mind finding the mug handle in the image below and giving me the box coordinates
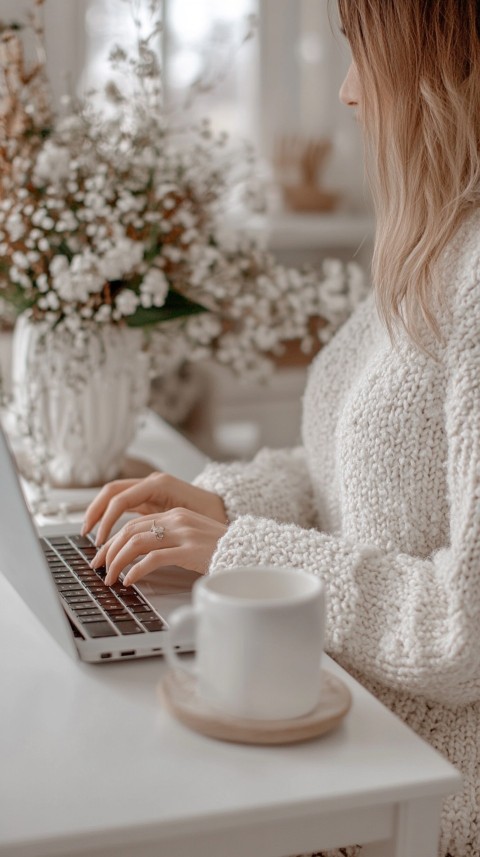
[164,605,199,678]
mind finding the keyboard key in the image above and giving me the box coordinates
[74,607,103,617]
[114,620,144,635]
[99,602,125,613]
[111,582,128,593]
[133,611,159,622]
[105,609,130,620]
[122,597,143,609]
[66,604,93,613]
[58,584,85,593]
[141,619,166,632]
[64,595,91,605]
[129,605,152,614]
[69,535,95,548]
[84,621,117,638]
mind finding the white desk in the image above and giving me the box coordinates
[0,413,461,857]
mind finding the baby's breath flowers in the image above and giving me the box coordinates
[0,1,368,383]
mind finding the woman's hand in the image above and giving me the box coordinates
[91,508,228,586]
[82,471,227,545]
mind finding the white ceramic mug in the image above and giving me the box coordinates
[164,566,326,721]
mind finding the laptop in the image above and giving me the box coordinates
[0,424,199,663]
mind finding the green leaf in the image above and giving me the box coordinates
[0,279,35,315]
[125,288,209,328]
[56,242,74,262]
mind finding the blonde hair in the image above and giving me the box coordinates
[337,0,480,347]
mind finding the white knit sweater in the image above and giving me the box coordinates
[193,209,480,857]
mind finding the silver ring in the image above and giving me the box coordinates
[150,520,165,541]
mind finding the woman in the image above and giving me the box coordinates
[83,2,480,854]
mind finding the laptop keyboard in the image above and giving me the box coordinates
[40,535,167,639]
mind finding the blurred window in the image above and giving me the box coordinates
[81,0,257,142]
[42,0,363,208]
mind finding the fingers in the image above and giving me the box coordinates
[123,549,182,587]
[82,472,172,544]
[91,513,160,570]
[90,533,116,567]
[82,479,141,538]
[87,481,159,546]
[90,508,228,588]
[82,473,228,549]
[93,484,153,546]
[103,519,170,585]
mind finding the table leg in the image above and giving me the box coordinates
[361,796,443,857]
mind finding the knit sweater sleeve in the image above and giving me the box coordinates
[206,268,480,709]
[193,446,317,528]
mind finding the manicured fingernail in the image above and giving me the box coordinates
[80,523,87,536]
[123,574,131,587]
[90,555,99,568]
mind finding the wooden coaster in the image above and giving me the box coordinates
[160,669,352,745]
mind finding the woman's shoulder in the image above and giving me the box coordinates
[330,290,380,345]
[436,207,480,336]
[306,290,381,388]
[442,206,480,297]
[433,207,480,365]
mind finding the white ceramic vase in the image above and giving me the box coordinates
[11,314,150,487]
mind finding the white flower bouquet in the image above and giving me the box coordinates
[0,0,367,383]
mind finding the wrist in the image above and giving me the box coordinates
[203,489,229,524]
